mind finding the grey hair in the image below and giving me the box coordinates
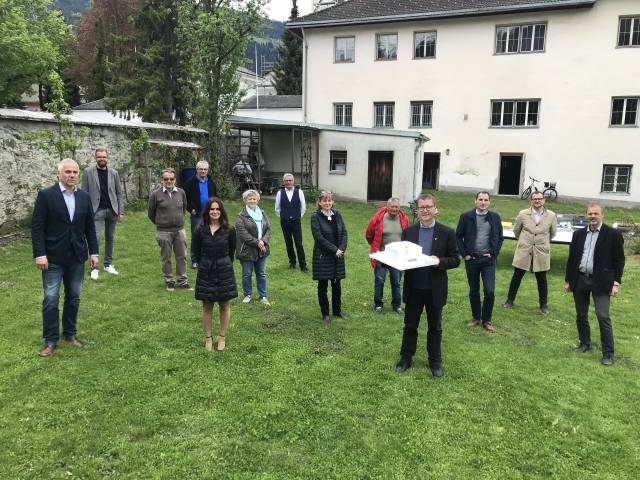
[161,168,176,176]
[242,189,261,202]
[387,197,401,205]
[57,159,78,172]
[95,147,108,155]
[282,173,294,181]
[587,202,605,214]
[415,193,437,207]
[196,160,209,169]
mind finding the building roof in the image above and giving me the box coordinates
[238,95,302,109]
[73,99,107,111]
[0,108,206,134]
[288,0,596,27]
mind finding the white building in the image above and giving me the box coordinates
[289,0,640,206]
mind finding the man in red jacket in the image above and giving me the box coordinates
[365,197,410,314]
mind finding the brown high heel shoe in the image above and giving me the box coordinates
[205,335,213,352]
[216,335,226,352]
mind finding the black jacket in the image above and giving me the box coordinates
[184,175,217,215]
[193,226,238,302]
[31,184,98,265]
[402,222,460,308]
[565,223,625,294]
[310,209,348,281]
[455,209,504,258]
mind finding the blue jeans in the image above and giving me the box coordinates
[41,262,85,345]
[94,208,118,266]
[464,256,496,323]
[374,263,402,309]
[241,256,268,298]
[190,215,200,264]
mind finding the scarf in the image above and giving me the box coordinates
[246,205,263,239]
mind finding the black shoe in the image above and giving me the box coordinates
[179,283,190,289]
[334,312,347,319]
[289,263,296,270]
[395,359,411,373]
[601,355,614,366]
[166,281,175,291]
[540,305,550,315]
[573,344,591,353]
[431,367,445,378]
[322,315,331,325]
[301,266,308,273]
[502,300,513,308]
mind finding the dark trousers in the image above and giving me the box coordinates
[42,262,84,346]
[507,267,548,307]
[464,256,496,323]
[400,288,442,368]
[189,215,200,264]
[280,218,306,268]
[374,263,402,309]
[573,274,614,356]
[317,279,341,316]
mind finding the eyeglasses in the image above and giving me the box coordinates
[418,205,435,211]
[162,177,175,181]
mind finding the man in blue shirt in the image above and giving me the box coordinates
[184,160,217,268]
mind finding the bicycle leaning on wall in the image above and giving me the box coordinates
[521,176,558,201]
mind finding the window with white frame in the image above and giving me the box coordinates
[601,165,632,193]
[410,101,433,127]
[414,31,436,58]
[374,102,394,128]
[618,16,640,47]
[495,23,546,54]
[491,99,540,127]
[610,97,639,126]
[334,103,353,126]
[335,36,355,62]
[376,33,397,60]
[330,150,347,173]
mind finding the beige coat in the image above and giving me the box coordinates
[512,208,557,272]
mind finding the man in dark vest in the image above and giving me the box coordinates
[275,173,307,273]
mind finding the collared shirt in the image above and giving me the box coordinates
[163,185,179,198]
[532,207,545,224]
[59,182,77,221]
[274,187,307,218]
[579,224,601,275]
[418,221,436,255]
[197,177,209,211]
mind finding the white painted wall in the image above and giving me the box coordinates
[303,0,640,205]
[235,108,303,122]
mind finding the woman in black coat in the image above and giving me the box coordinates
[193,197,237,351]
[310,191,348,325]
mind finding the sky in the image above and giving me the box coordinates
[267,0,315,21]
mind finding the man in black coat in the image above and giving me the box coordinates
[396,194,460,377]
[565,202,625,366]
[183,160,217,268]
[31,159,99,357]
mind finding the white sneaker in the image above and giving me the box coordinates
[242,295,251,303]
[104,265,119,275]
[260,297,271,306]
[90,269,99,280]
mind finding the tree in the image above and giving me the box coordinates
[177,0,265,163]
[0,0,69,105]
[271,0,302,95]
[106,0,190,125]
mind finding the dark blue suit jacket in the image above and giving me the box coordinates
[31,184,99,265]
[455,209,504,258]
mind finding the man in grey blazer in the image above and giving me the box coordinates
[81,148,124,279]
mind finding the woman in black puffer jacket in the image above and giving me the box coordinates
[310,191,348,325]
[193,197,237,352]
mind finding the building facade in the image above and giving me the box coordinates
[290,0,640,205]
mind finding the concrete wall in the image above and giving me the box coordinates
[303,0,640,205]
[261,130,317,185]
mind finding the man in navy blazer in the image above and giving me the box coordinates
[396,194,460,377]
[32,159,99,357]
[565,202,625,366]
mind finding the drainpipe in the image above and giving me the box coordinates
[302,27,308,123]
[413,137,424,200]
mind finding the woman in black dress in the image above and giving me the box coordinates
[193,197,237,351]
[310,191,348,325]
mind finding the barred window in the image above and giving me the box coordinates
[374,102,394,128]
[334,103,353,126]
[410,101,433,127]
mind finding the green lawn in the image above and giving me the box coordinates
[1,192,639,479]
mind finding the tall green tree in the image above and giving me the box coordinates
[106,0,190,124]
[0,0,69,105]
[177,0,264,164]
[271,0,302,95]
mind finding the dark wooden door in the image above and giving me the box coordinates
[367,151,393,201]
[423,152,440,190]
[498,154,522,195]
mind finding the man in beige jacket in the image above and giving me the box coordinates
[503,191,557,314]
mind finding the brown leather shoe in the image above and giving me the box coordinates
[467,319,481,327]
[39,344,55,357]
[483,323,496,333]
[65,336,84,348]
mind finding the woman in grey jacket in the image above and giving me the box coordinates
[235,189,272,305]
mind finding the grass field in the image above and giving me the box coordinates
[1,191,639,479]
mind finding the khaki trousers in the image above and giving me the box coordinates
[156,229,188,285]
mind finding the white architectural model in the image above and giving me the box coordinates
[384,241,423,263]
